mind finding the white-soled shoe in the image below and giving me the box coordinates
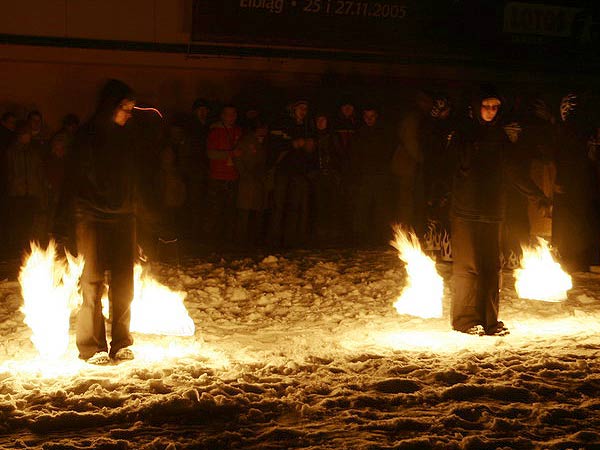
[86,351,110,365]
[112,348,134,361]
[464,325,485,336]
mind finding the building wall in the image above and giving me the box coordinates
[0,1,591,130]
[0,0,190,43]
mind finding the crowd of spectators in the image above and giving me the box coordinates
[1,83,599,272]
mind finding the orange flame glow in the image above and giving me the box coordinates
[19,241,84,358]
[19,242,195,358]
[390,226,444,319]
[514,237,572,302]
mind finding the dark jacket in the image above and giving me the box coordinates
[314,129,341,175]
[234,132,268,210]
[349,124,393,177]
[6,141,47,202]
[333,115,357,163]
[68,80,137,216]
[450,100,545,223]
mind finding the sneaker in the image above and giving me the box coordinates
[112,348,134,361]
[463,325,485,336]
[486,322,510,336]
[86,351,110,365]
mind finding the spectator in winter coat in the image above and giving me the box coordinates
[156,144,187,240]
[421,95,455,259]
[204,105,242,245]
[0,111,17,255]
[552,92,597,272]
[333,99,358,165]
[266,99,315,248]
[27,110,50,151]
[270,99,314,151]
[0,111,16,151]
[333,100,357,238]
[267,132,314,248]
[392,91,433,236]
[45,132,69,239]
[350,105,395,245]
[311,112,343,245]
[449,86,551,336]
[234,119,269,246]
[183,98,211,243]
[5,120,47,254]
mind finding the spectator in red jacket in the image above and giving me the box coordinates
[204,104,242,245]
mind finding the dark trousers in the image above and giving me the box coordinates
[451,216,502,332]
[553,193,592,272]
[395,167,425,237]
[268,173,309,248]
[204,179,237,244]
[313,173,342,244]
[75,211,135,359]
[236,209,263,246]
[352,174,393,245]
[7,196,43,256]
[186,173,207,242]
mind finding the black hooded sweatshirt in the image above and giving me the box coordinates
[70,80,137,216]
[450,92,545,222]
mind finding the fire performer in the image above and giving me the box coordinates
[67,79,138,364]
[449,86,551,336]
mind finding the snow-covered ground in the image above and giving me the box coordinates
[1,249,600,449]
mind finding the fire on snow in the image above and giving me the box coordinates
[514,237,572,302]
[390,226,444,319]
[19,241,195,359]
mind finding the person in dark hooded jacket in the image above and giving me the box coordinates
[67,79,138,364]
[552,92,597,272]
[450,87,551,336]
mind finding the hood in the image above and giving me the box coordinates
[472,85,504,126]
[93,79,135,125]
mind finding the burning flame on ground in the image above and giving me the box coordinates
[514,237,572,302]
[390,226,444,319]
[19,241,195,359]
[19,242,84,359]
[130,264,195,336]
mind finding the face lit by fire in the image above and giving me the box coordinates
[221,106,237,127]
[113,99,135,127]
[363,109,378,127]
[28,113,42,135]
[560,93,577,122]
[195,106,209,124]
[316,115,328,131]
[293,103,308,123]
[340,103,354,118]
[480,98,501,123]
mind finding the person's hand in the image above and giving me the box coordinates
[504,122,522,143]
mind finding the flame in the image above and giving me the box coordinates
[514,237,572,302]
[129,264,195,336]
[390,226,444,319]
[19,241,84,358]
[19,242,195,359]
[100,264,195,336]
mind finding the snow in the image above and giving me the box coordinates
[1,248,600,449]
